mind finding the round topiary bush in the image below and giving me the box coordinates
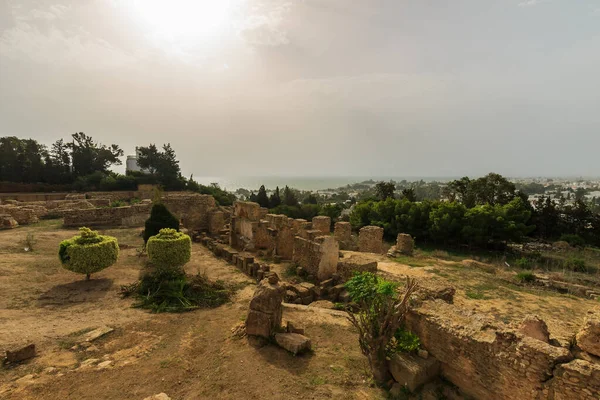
[59,227,119,280]
[143,203,179,243]
[147,228,191,269]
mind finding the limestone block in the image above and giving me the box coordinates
[312,216,331,235]
[519,315,550,343]
[358,226,383,254]
[6,344,36,363]
[389,353,440,392]
[274,333,312,355]
[576,308,600,357]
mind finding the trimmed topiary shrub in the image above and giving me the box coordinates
[59,227,119,280]
[143,203,179,243]
[147,228,191,269]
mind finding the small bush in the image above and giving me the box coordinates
[566,258,587,273]
[59,227,119,280]
[387,327,420,356]
[515,257,533,269]
[516,271,536,283]
[559,234,586,248]
[111,200,126,208]
[143,203,179,243]
[24,233,36,251]
[130,197,141,205]
[147,228,191,269]
[466,290,485,299]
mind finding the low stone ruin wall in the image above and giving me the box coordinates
[405,302,599,399]
[334,221,353,250]
[63,193,217,230]
[0,205,39,225]
[311,216,331,235]
[63,203,152,227]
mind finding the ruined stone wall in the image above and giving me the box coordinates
[334,221,352,249]
[162,193,217,232]
[358,226,384,253]
[292,236,339,281]
[405,303,576,400]
[63,203,152,227]
[0,205,39,225]
[208,211,226,235]
[312,216,331,235]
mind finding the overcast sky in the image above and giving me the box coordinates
[0,0,599,178]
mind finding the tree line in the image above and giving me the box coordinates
[0,134,235,205]
[352,173,600,248]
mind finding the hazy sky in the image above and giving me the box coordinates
[1,0,599,178]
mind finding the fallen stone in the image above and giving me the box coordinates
[83,326,114,342]
[389,382,403,397]
[97,360,112,369]
[274,333,312,355]
[519,315,550,343]
[245,280,283,338]
[79,358,100,368]
[15,374,36,386]
[143,394,171,400]
[389,353,440,392]
[5,343,36,363]
[576,308,600,357]
[308,300,335,309]
[418,349,429,359]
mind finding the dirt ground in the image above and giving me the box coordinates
[1,222,597,399]
[0,222,384,400]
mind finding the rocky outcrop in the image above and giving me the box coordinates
[519,315,550,343]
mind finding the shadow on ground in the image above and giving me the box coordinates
[38,278,114,307]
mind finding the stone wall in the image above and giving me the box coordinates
[63,203,152,227]
[358,226,384,254]
[62,193,216,229]
[292,236,339,281]
[0,205,39,225]
[404,302,593,400]
[312,216,331,235]
[334,221,352,249]
[208,211,226,235]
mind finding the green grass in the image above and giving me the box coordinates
[393,255,434,268]
[465,290,485,300]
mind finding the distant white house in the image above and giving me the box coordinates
[126,147,145,173]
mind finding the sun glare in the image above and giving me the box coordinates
[128,0,240,43]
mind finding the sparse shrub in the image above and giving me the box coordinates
[23,233,36,251]
[130,197,141,205]
[111,200,126,208]
[559,234,585,248]
[515,257,533,269]
[516,271,536,283]
[59,227,119,280]
[566,257,586,273]
[121,269,231,313]
[147,228,191,269]
[345,272,418,385]
[465,290,485,299]
[143,203,179,243]
[386,327,420,356]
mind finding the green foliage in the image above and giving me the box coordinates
[121,268,231,313]
[187,180,236,206]
[269,186,282,208]
[143,203,179,243]
[256,185,270,208]
[559,234,586,248]
[58,227,119,279]
[387,327,420,355]
[147,228,191,269]
[516,271,536,283]
[110,200,127,208]
[137,143,185,190]
[283,185,299,206]
[345,272,399,303]
[375,181,396,200]
[515,257,533,269]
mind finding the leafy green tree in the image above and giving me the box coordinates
[429,202,466,245]
[375,181,396,200]
[302,193,318,205]
[68,132,123,177]
[137,143,185,190]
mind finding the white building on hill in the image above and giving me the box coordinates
[126,147,144,173]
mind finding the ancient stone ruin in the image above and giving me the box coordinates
[388,233,415,257]
[358,225,384,254]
